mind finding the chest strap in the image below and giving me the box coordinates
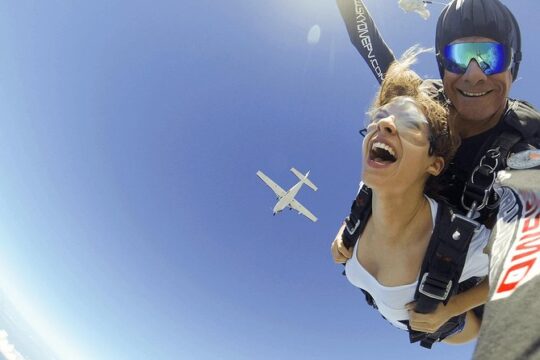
[341,184,372,250]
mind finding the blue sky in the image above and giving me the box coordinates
[0,1,538,359]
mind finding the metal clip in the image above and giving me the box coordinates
[461,148,500,212]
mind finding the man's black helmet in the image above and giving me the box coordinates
[435,0,522,81]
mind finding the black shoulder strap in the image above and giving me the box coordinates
[340,184,372,309]
[341,184,372,249]
[408,202,480,348]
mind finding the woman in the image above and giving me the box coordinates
[331,51,489,344]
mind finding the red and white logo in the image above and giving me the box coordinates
[491,189,540,301]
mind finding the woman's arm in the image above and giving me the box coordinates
[443,310,482,344]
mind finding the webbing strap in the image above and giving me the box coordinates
[415,206,479,311]
[409,204,480,347]
[341,185,372,249]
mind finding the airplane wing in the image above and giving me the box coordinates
[256,171,286,197]
[290,199,318,222]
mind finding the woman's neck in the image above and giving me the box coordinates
[369,187,431,244]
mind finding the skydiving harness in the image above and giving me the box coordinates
[341,132,521,349]
[342,185,480,348]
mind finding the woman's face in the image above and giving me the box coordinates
[362,96,442,191]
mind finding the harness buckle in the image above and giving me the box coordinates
[418,273,453,301]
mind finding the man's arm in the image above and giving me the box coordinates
[474,171,540,359]
[336,0,396,84]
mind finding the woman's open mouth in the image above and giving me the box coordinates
[369,141,397,164]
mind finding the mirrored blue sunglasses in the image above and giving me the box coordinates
[442,42,513,76]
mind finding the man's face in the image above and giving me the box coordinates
[442,36,513,136]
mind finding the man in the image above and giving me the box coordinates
[427,2,540,357]
[332,0,540,356]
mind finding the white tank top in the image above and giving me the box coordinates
[344,196,490,330]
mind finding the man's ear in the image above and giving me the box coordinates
[427,156,445,176]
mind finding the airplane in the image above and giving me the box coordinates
[256,167,318,222]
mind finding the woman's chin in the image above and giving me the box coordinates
[362,161,403,192]
[362,172,390,190]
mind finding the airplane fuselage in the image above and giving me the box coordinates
[273,182,304,214]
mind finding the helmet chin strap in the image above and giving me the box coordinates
[511,50,522,81]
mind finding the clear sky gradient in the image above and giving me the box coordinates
[0,1,538,359]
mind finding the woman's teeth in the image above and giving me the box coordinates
[372,142,396,157]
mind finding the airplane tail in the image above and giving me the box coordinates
[290,167,318,191]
